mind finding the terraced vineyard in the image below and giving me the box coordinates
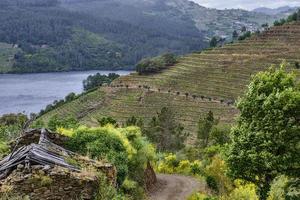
[40,22,300,137]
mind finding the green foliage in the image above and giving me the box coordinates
[274,9,300,26]
[188,192,217,200]
[47,115,79,131]
[95,172,125,200]
[83,73,120,91]
[156,153,204,176]
[121,178,145,200]
[227,67,300,199]
[98,117,118,127]
[60,126,156,187]
[267,176,300,200]
[144,107,188,152]
[0,113,28,141]
[197,111,215,147]
[136,53,177,75]
[0,113,27,126]
[0,140,9,159]
[210,37,218,47]
[223,180,259,200]
[0,1,205,73]
[206,176,219,193]
[205,156,233,195]
[232,31,239,40]
[209,125,230,146]
[238,31,251,41]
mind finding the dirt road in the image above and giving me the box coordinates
[149,174,206,200]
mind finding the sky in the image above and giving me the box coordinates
[191,0,300,10]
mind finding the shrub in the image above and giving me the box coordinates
[60,126,156,186]
[98,117,117,127]
[83,73,120,91]
[188,192,217,200]
[205,156,233,194]
[121,178,145,200]
[136,53,177,75]
[238,31,251,41]
[206,175,219,193]
[190,160,203,176]
[0,140,9,159]
[267,175,299,200]
[223,180,259,200]
[267,175,289,200]
[47,115,79,131]
[95,173,120,200]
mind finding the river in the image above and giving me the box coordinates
[0,70,131,115]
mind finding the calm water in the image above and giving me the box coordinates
[0,70,131,115]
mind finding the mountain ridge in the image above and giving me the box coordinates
[0,0,290,73]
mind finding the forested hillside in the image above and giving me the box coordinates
[0,0,205,73]
[0,0,291,73]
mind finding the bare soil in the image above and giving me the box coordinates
[149,174,206,200]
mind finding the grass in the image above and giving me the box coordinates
[39,23,300,140]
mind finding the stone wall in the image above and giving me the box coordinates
[0,164,117,200]
[9,129,69,151]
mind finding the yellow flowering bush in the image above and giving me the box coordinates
[221,180,259,200]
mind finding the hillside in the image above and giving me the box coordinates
[0,0,288,73]
[253,6,299,15]
[38,22,300,139]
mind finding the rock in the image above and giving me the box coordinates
[17,164,24,171]
[43,165,51,172]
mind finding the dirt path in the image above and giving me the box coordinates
[149,174,206,200]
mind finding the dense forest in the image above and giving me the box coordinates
[0,0,206,73]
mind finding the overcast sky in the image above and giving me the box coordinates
[191,0,300,10]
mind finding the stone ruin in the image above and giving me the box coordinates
[0,129,117,200]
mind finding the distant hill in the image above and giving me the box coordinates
[39,22,300,139]
[0,0,288,73]
[253,6,298,15]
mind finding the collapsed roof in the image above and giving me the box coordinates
[0,129,80,180]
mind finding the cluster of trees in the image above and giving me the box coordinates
[209,37,226,47]
[136,53,178,75]
[274,9,300,26]
[83,73,120,91]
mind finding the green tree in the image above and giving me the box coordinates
[197,111,215,147]
[98,117,118,127]
[210,37,218,47]
[227,67,300,200]
[241,26,247,32]
[232,30,239,40]
[145,107,188,152]
[83,73,120,91]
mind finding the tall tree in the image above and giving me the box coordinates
[210,36,218,47]
[145,107,188,152]
[227,66,300,200]
[197,111,215,147]
[232,30,239,40]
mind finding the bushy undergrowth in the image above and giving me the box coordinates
[58,125,156,199]
[136,53,177,75]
